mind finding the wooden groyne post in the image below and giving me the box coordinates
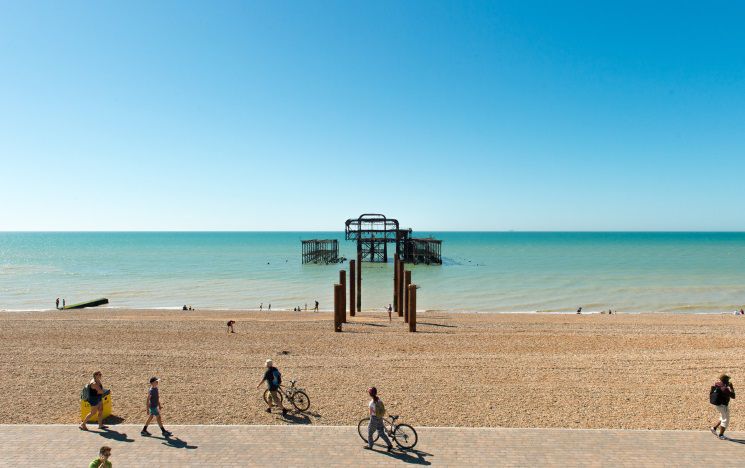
[356,250,362,312]
[349,259,356,317]
[339,269,347,323]
[408,284,417,332]
[404,270,412,323]
[334,283,343,332]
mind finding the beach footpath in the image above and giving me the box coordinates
[0,424,742,467]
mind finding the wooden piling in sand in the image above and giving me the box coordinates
[408,284,417,332]
[404,270,412,323]
[339,270,346,323]
[334,284,343,332]
[349,260,356,317]
[356,250,362,312]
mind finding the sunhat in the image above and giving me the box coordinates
[265,359,273,367]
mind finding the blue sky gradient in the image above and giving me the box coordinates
[2,1,744,230]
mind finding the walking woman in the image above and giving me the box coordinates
[80,371,106,430]
[364,387,392,452]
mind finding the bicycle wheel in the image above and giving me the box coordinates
[393,424,418,449]
[290,390,310,412]
[357,418,379,443]
[263,389,283,405]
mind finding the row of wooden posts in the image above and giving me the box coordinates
[333,253,417,332]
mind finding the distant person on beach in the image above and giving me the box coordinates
[741,309,744,316]
[314,301,319,312]
[257,359,287,415]
[305,303,307,311]
[88,446,112,468]
[141,377,172,437]
[576,307,582,314]
[63,299,66,308]
[364,387,392,452]
[80,371,106,431]
[387,304,392,322]
[56,298,59,310]
[268,304,271,311]
[260,303,263,311]
[711,374,736,439]
[182,305,187,311]
[227,320,235,333]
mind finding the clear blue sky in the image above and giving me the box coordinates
[1,1,744,231]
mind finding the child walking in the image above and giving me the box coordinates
[141,377,172,437]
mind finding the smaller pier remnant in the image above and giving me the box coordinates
[408,284,417,332]
[334,283,343,332]
[403,238,442,265]
[302,239,339,264]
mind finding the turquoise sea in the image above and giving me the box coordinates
[1,232,745,313]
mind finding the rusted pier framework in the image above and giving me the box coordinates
[344,213,441,264]
[403,238,442,265]
[301,239,340,264]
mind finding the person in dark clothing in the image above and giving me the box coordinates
[56,298,60,310]
[314,301,319,312]
[227,320,236,333]
[257,359,287,415]
[141,377,171,437]
[711,374,736,439]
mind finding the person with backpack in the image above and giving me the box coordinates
[365,387,392,452]
[80,371,106,431]
[257,359,287,415]
[710,374,736,439]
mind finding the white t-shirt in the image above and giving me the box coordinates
[369,399,384,417]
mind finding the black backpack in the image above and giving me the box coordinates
[710,385,723,405]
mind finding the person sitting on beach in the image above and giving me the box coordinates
[711,374,736,439]
[80,371,106,431]
[576,307,582,314]
[364,387,392,452]
[182,305,187,311]
[88,446,112,468]
[227,320,236,333]
[257,359,287,416]
[141,377,172,437]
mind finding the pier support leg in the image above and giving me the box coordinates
[339,270,347,323]
[334,284,343,332]
[356,250,362,312]
[404,270,412,323]
[349,260,356,317]
[393,257,399,313]
[408,284,417,332]
[397,260,404,317]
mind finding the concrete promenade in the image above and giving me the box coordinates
[0,425,742,467]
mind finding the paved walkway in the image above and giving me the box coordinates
[0,425,742,467]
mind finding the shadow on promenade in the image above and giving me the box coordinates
[96,428,134,443]
[371,445,432,465]
[151,434,198,449]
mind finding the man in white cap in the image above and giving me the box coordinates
[257,359,287,415]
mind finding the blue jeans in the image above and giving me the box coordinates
[368,416,391,449]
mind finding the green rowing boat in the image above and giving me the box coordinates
[63,298,109,309]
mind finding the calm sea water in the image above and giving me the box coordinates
[1,232,745,313]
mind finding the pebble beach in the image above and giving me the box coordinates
[0,310,742,430]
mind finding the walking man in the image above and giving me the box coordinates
[711,374,736,439]
[141,377,172,437]
[314,300,319,312]
[257,359,287,415]
[56,298,60,310]
[387,304,392,322]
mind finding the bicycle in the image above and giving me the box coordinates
[262,380,311,412]
[357,415,418,449]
